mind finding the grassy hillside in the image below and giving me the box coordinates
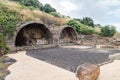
[0,0,69,55]
[0,0,117,55]
[0,0,102,36]
[0,0,68,36]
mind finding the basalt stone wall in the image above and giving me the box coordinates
[53,25,78,46]
[15,23,53,47]
[6,22,78,51]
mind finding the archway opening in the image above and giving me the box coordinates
[15,23,53,47]
[59,27,77,44]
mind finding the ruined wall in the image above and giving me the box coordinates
[15,22,53,47]
[59,27,78,44]
[6,22,78,51]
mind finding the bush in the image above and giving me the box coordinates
[67,19,96,35]
[74,17,94,27]
[0,4,19,36]
[27,6,36,10]
[40,4,56,13]
[101,25,116,37]
[50,12,61,18]
[0,33,9,55]
[80,26,95,35]
[67,20,81,33]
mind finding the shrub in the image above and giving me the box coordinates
[0,3,19,36]
[50,12,61,18]
[0,33,9,55]
[27,6,36,10]
[101,25,116,37]
[40,4,56,13]
[80,26,94,35]
[74,17,95,27]
[67,19,96,35]
[67,20,81,33]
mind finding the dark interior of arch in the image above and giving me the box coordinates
[60,27,77,43]
[15,23,53,47]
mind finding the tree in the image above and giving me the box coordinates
[101,25,116,37]
[10,0,56,13]
[40,4,56,13]
[81,17,94,27]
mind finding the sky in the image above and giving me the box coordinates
[39,0,120,32]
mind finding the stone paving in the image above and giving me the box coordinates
[5,48,120,80]
[5,51,78,80]
[27,47,110,72]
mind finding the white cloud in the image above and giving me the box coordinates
[60,1,78,12]
[113,23,120,32]
[108,9,120,17]
[38,0,120,32]
[98,0,120,7]
[39,0,53,4]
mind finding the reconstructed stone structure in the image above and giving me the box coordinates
[15,22,53,46]
[7,21,78,51]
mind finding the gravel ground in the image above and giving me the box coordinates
[108,49,120,54]
[27,48,113,72]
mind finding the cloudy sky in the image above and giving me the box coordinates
[39,0,120,32]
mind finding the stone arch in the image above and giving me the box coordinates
[58,25,78,44]
[15,21,53,47]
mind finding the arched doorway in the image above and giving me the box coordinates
[59,26,78,44]
[15,22,53,47]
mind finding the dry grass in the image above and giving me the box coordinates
[0,0,68,26]
[113,32,120,40]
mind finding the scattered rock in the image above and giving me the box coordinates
[76,63,100,80]
[0,78,4,80]
[6,70,10,75]
[4,62,14,66]
[3,57,16,65]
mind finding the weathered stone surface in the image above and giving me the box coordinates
[76,63,100,80]
[15,22,53,47]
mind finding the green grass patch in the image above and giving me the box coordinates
[0,3,21,37]
[0,56,8,79]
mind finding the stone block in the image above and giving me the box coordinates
[76,63,100,80]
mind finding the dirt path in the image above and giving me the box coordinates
[5,51,78,80]
[98,60,120,80]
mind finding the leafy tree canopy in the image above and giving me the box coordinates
[101,25,116,37]
[40,4,56,13]
[81,17,94,27]
[74,17,94,27]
